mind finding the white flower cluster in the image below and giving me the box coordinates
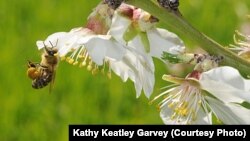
[36,3,184,98]
[36,2,250,124]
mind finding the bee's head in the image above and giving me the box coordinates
[44,47,58,56]
[43,40,58,57]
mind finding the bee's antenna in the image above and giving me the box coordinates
[49,41,54,48]
[55,39,58,46]
[43,41,49,52]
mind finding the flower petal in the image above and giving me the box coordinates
[36,32,67,50]
[194,110,212,125]
[200,66,250,103]
[109,48,155,98]
[207,96,250,124]
[80,35,126,65]
[109,54,136,82]
[108,11,131,45]
[147,28,185,58]
[36,27,92,56]
[128,28,185,61]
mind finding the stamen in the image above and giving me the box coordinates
[75,46,85,60]
[60,47,113,79]
[61,56,66,61]
[107,71,112,79]
[168,102,175,108]
[82,61,87,67]
[92,65,99,75]
[87,61,93,71]
[73,61,79,66]
[68,58,74,64]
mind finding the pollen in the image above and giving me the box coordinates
[153,79,208,124]
[73,61,79,66]
[66,57,70,61]
[68,58,74,64]
[61,56,66,61]
[60,47,114,79]
[87,65,92,71]
[181,108,188,116]
[92,68,98,75]
[82,61,87,67]
[142,13,151,21]
[92,65,99,75]
[78,55,84,59]
[168,102,175,108]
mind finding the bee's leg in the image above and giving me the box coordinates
[32,79,43,89]
[27,60,40,68]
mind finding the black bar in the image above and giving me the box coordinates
[69,125,250,141]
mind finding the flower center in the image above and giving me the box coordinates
[164,82,203,124]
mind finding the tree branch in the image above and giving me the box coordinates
[126,0,250,78]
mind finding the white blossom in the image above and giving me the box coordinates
[153,67,250,124]
[108,4,185,60]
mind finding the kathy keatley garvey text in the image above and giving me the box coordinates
[72,128,246,138]
[73,129,168,138]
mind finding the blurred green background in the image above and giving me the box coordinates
[0,0,249,140]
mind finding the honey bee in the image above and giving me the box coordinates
[27,61,53,89]
[27,41,58,91]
